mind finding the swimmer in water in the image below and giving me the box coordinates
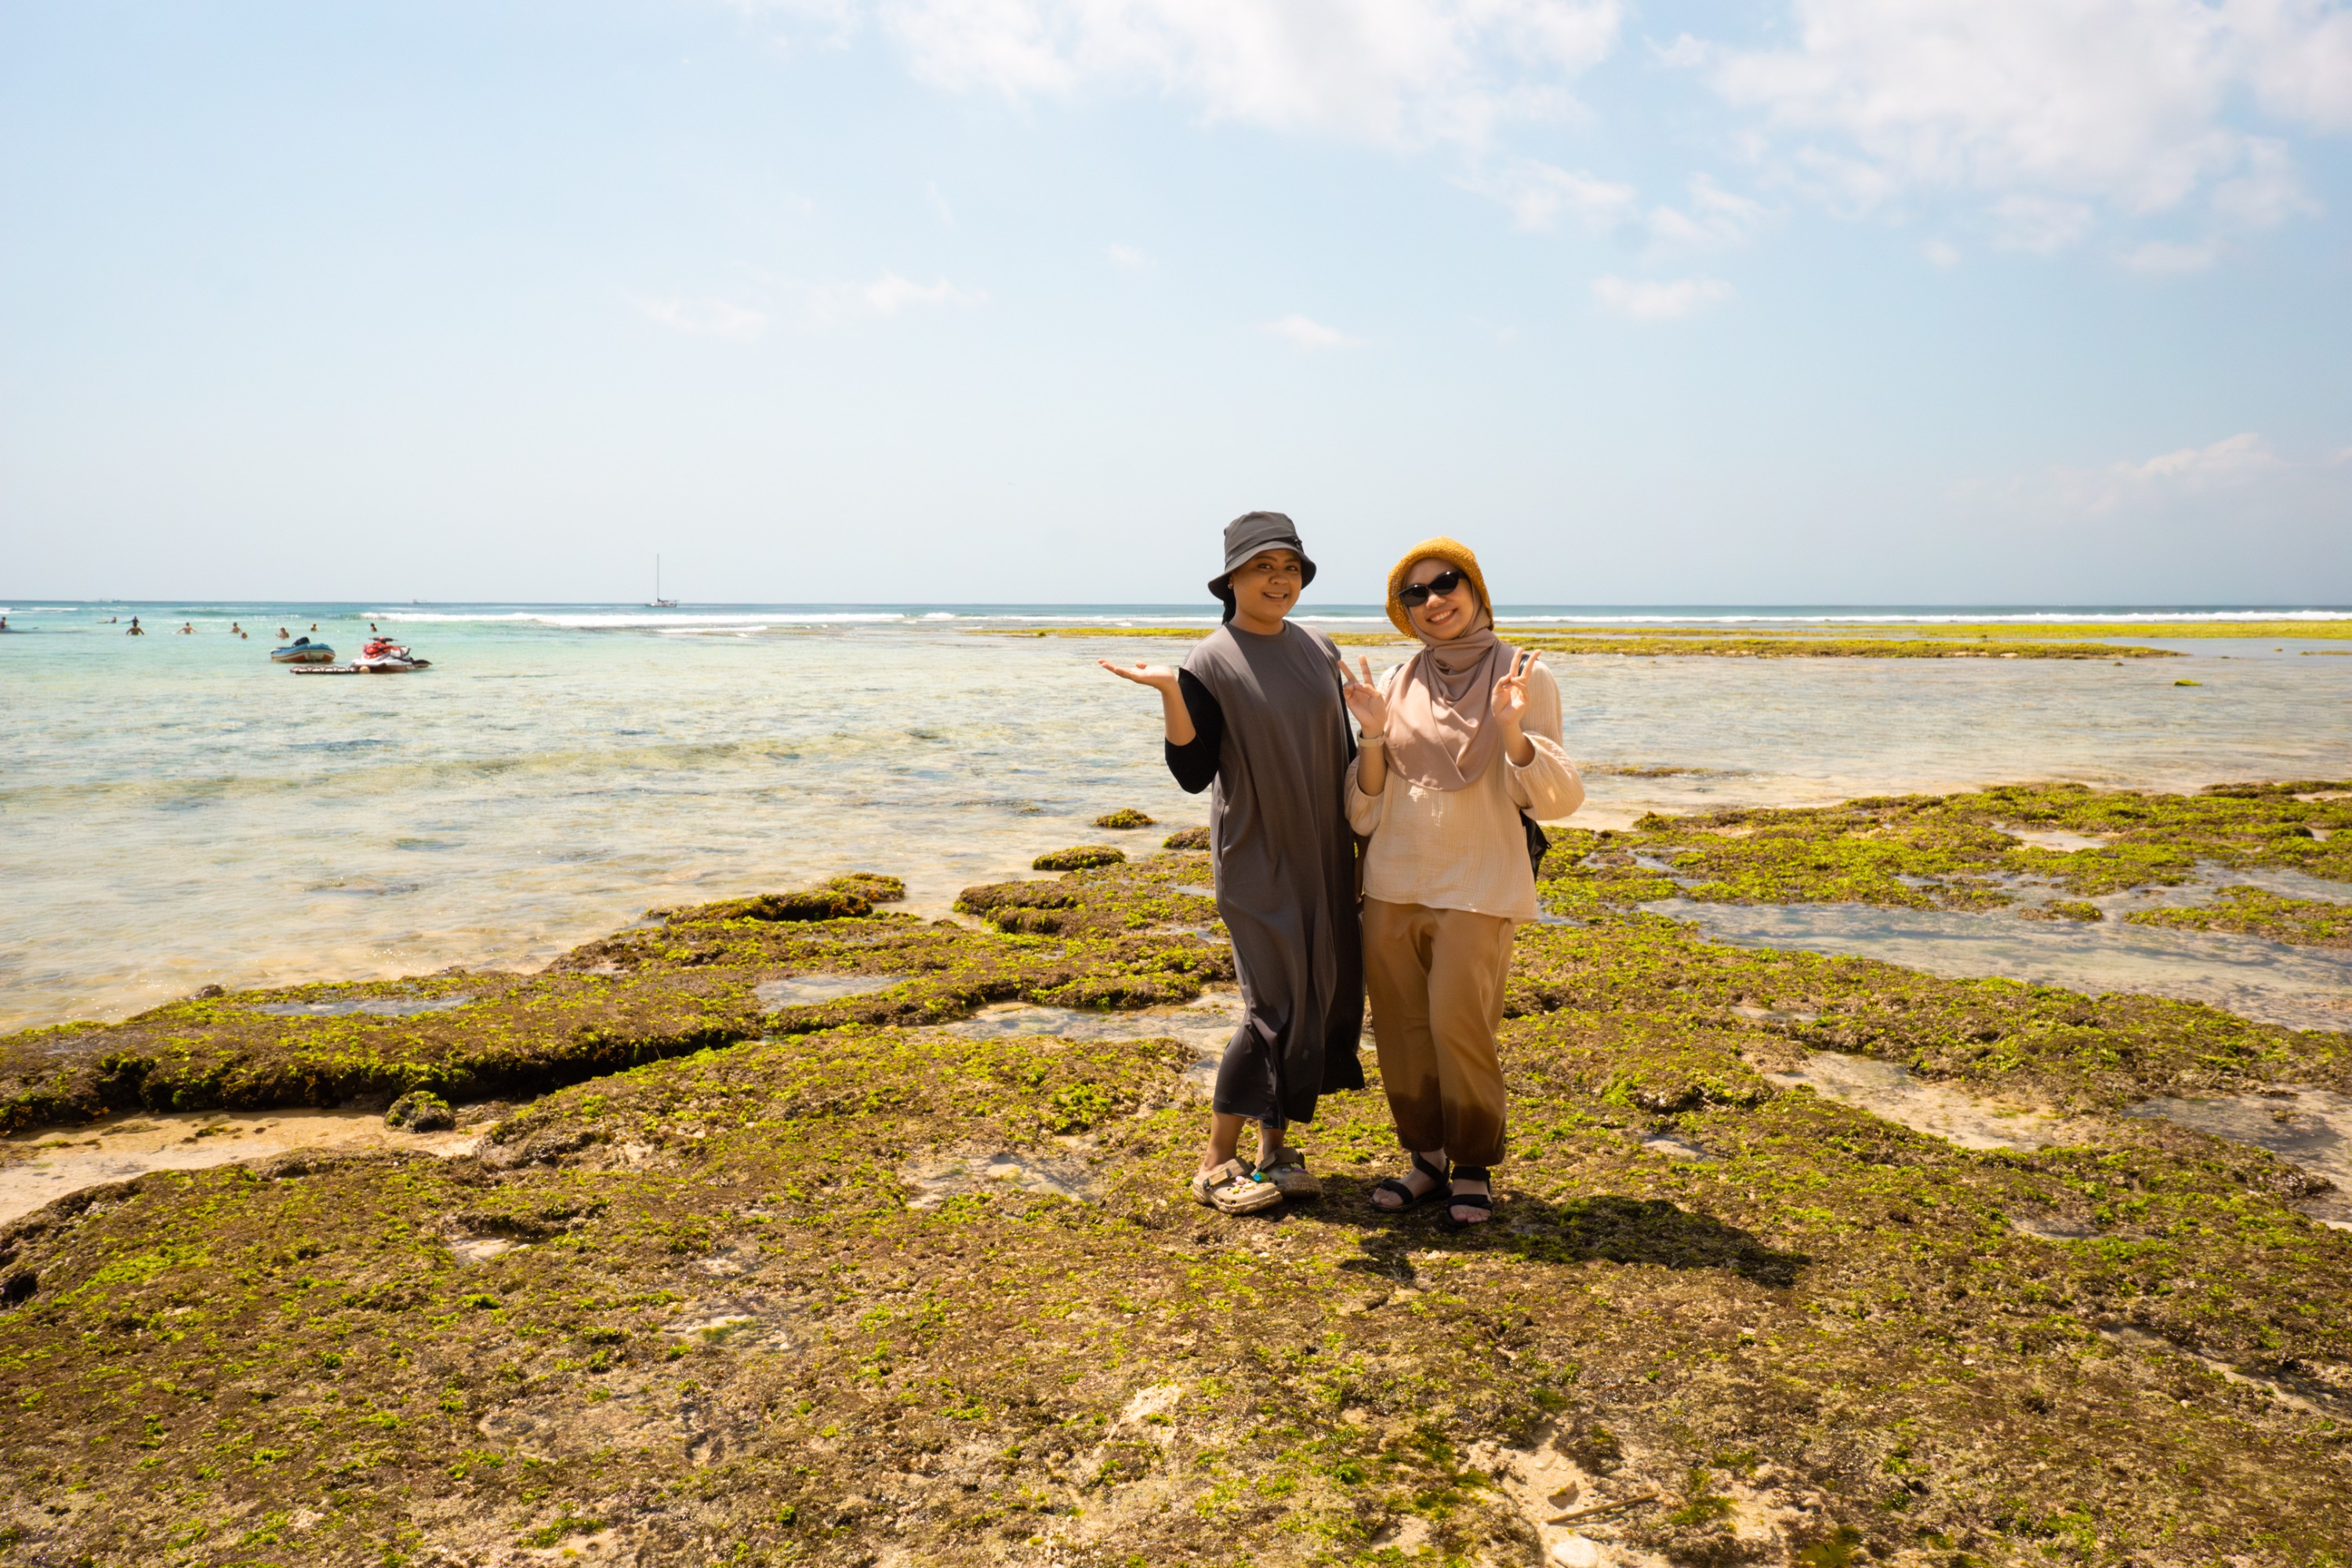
[127,617,144,635]
[178,622,194,634]
[278,627,289,640]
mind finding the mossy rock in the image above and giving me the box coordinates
[825,871,906,902]
[1162,825,1210,850]
[7,925,2352,1562]
[1092,808,1156,829]
[1033,844,1125,871]
[384,1088,455,1132]
[2021,900,2103,922]
[695,887,873,921]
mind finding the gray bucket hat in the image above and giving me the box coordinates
[1208,511,1317,622]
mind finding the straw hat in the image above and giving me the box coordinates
[1384,537,1492,637]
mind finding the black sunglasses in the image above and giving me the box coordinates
[1397,568,1466,608]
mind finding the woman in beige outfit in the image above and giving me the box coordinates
[1340,538,1584,1228]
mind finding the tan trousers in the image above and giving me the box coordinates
[1363,898,1515,1169]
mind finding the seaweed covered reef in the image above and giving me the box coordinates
[2,800,2350,1566]
[0,866,1231,1137]
[978,628,2181,659]
[1541,780,2352,934]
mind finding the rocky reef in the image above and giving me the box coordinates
[978,629,2183,659]
[1,786,2348,1566]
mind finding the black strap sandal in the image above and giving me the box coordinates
[1443,1164,1494,1231]
[1372,1152,1450,1213]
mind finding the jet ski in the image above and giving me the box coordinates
[352,637,430,673]
[270,637,336,663]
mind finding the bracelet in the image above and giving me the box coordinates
[1359,731,1386,743]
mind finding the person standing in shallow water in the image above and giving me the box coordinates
[1343,538,1584,1229]
[1101,512,1366,1215]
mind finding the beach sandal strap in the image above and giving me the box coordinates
[1444,1165,1494,1229]
[1374,1151,1450,1209]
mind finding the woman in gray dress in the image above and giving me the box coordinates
[1101,512,1365,1215]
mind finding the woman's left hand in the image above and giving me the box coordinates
[1493,650,1539,732]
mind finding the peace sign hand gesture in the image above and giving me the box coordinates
[1494,650,1539,757]
[1339,655,1389,738]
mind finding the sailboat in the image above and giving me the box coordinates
[651,554,678,608]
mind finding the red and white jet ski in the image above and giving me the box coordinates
[351,636,430,672]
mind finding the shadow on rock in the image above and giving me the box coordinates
[1321,1185,1809,1290]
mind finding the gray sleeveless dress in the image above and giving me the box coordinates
[1180,622,1365,1127]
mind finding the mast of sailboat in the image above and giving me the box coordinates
[652,554,677,608]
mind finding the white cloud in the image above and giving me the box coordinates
[925,181,956,226]
[789,272,986,326]
[1707,0,2347,245]
[1988,194,2095,253]
[1470,158,1637,230]
[2116,238,2219,272]
[856,272,984,316]
[2041,430,2287,511]
[1922,238,1962,266]
[1645,174,1769,250]
[1592,274,1733,320]
[2117,430,2281,485]
[851,0,1624,147]
[1262,313,1364,348]
[1650,31,1709,67]
[1105,242,1153,269]
[637,296,772,339]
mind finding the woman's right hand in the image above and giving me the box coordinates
[1099,659,1181,695]
[1340,655,1388,736]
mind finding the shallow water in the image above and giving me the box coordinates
[1762,1051,2085,1151]
[6,601,2350,1031]
[0,1109,480,1226]
[249,993,476,1018]
[2125,1089,2352,1228]
[753,974,905,1009]
[899,1147,1099,1209]
[1656,895,2352,1034]
[948,990,1247,1090]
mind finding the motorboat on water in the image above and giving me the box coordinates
[270,637,336,663]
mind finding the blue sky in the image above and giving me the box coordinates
[3,0,2349,604]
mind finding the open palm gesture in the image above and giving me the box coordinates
[1339,655,1389,735]
[1493,650,1539,731]
[1098,659,1181,695]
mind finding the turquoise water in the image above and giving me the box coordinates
[4,601,2350,1031]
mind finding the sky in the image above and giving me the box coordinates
[2,0,2349,606]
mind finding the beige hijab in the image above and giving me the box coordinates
[1383,607,1515,792]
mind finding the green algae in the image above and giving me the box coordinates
[1509,635,2177,659]
[1093,809,1156,830]
[1034,845,1127,871]
[983,628,2182,659]
[0,862,1229,1137]
[2128,887,2352,949]
[3,909,2348,1564]
[2,811,2350,1562]
[1537,782,2352,931]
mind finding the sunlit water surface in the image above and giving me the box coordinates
[5,601,2349,1031]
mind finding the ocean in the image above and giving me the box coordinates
[3,600,2349,1033]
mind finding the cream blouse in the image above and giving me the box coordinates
[1345,659,1583,923]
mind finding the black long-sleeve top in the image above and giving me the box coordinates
[1163,670,1224,793]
